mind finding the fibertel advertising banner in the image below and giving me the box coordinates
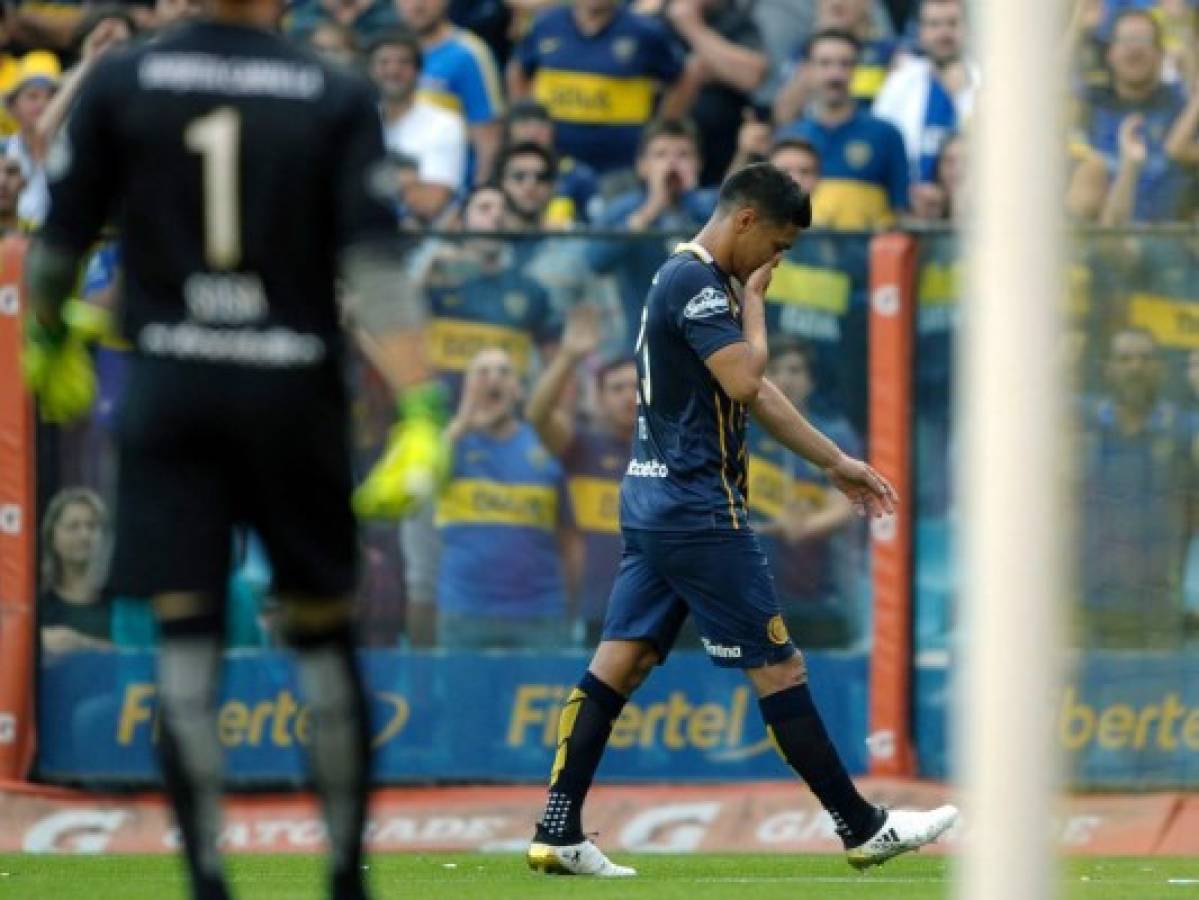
[35,650,870,784]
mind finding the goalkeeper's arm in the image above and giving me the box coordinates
[25,239,84,334]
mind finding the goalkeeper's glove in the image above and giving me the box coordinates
[353,382,450,519]
[21,301,100,424]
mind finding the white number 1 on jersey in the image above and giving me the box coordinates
[185,107,242,270]
[634,304,651,405]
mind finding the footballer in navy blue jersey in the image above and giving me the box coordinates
[620,245,751,533]
[528,163,956,878]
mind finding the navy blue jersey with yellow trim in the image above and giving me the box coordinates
[515,6,684,173]
[621,243,750,531]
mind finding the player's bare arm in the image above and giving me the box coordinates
[749,378,897,517]
[702,252,779,402]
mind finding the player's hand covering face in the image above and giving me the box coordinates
[825,455,898,518]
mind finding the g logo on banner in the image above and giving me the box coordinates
[0,712,16,744]
[0,504,21,535]
[0,285,17,317]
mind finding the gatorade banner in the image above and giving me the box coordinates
[0,779,1191,856]
[36,650,870,785]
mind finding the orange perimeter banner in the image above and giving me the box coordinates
[0,234,35,781]
[867,233,917,777]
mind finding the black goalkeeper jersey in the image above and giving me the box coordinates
[40,20,396,368]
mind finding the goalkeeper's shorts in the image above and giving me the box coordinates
[108,357,357,601]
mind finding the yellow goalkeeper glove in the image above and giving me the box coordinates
[352,382,450,519]
[22,303,99,424]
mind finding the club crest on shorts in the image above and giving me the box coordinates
[767,614,790,645]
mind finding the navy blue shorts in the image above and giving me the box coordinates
[601,528,797,668]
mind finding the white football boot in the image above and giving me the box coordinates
[846,804,959,870]
[526,838,637,877]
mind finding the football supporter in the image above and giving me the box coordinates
[776,29,909,229]
[508,0,688,174]
[39,488,112,653]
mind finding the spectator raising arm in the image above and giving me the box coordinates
[666,0,767,95]
[506,53,531,99]
[34,17,131,162]
[1166,79,1199,167]
[444,352,489,445]
[526,304,602,457]
[1102,114,1148,226]
[470,120,503,186]
[772,61,815,128]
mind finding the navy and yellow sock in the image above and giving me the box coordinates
[537,671,626,845]
[759,683,884,847]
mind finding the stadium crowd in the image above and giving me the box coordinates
[20,0,1199,657]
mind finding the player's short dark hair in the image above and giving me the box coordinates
[597,354,637,390]
[718,163,812,230]
[507,98,552,124]
[367,28,423,68]
[804,28,861,61]
[72,4,137,54]
[770,138,822,172]
[497,141,556,178]
[1110,8,1162,49]
[637,117,701,159]
[768,335,814,367]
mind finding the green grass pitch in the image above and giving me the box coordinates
[1,853,1197,898]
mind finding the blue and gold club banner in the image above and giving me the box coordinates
[36,650,869,785]
[915,652,1199,788]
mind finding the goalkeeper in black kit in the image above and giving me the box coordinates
[21,0,449,896]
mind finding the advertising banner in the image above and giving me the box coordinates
[36,650,869,785]
[1,779,1189,857]
[916,652,1199,788]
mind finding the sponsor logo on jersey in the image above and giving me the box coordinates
[626,459,669,478]
[702,638,743,659]
[683,286,730,320]
[767,615,790,646]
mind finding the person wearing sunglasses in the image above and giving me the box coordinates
[498,141,557,228]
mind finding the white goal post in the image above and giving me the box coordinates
[957,0,1068,898]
